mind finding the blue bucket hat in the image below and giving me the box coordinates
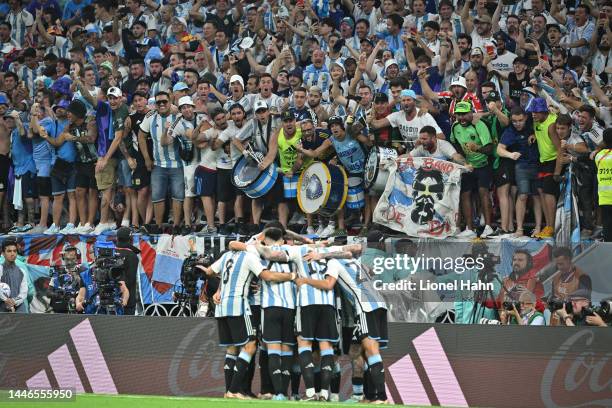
[526,97,549,113]
[51,77,73,97]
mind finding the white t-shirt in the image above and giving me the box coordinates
[489,51,518,76]
[386,109,443,142]
[217,121,248,167]
[198,127,221,170]
[410,139,458,160]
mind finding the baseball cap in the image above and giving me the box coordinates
[254,100,268,112]
[384,58,399,73]
[331,60,345,73]
[172,16,188,27]
[454,101,472,114]
[281,109,296,122]
[450,76,467,89]
[172,82,189,92]
[474,15,492,24]
[289,67,303,78]
[0,94,8,105]
[178,96,195,107]
[485,90,500,101]
[116,227,132,245]
[67,100,87,119]
[52,99,70,111]
[471,47,484,57]
[569,288,591,301]
[99,61,113,73]
[400,89,417,99]
[328,115,344,127]
[340,17,355,29]
[374,92,388,103]
[107,86,122,98]
[526,97,549,113]
[229,74,244,88]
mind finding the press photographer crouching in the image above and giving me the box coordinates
[114,227,140,315]
[75,244,129,315]
[554,289,609,327]
[499,291,545,326]
[174,252,218,317]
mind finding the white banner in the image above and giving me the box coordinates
[373,157,465,239]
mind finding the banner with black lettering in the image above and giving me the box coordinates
[373,157,465,239]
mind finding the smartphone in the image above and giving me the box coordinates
[410,27,417,36]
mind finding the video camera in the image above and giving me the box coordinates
[180,253,215,294]
[48,265,79,313]
[91,248,126,307]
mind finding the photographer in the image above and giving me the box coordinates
[114,227,140,315]
[500,292,545,326]
[48,245,87,313]
[550,247,592,325]
[555,289,608,327]
[75,247,129,315]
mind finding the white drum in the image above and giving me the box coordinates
[364,147,398,193]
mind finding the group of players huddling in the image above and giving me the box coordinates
[201,221,389,404]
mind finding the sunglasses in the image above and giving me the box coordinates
[156,100,169,105]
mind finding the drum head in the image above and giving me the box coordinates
[298,162,330,214]
[364,148,379,189]
[232,156,260,188]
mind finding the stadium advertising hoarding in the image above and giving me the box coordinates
[0,314,610,407]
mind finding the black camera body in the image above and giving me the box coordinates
[49,265,80,313]
[503,301,520,312]
[92,250,126,307]
[180,253,215,293]
[548,298,573,314]
[581,300,612,321]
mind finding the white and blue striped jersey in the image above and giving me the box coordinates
[139,111,182,168]
[6,8,33,48]
[50,35,73,59]
[258,245,297,310]
[212,250,265,318]
[302,66,332,92]
[319,248,387,314]
[286,245,340,307]
[16,64,40,95]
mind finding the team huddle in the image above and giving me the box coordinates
[202,222,388,403]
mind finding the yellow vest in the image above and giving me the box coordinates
[534,113,558,163]
[596,148,612,205]
[277,128,302,173]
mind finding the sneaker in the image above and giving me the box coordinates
[480,225,495,238]
[289,212,306,225]
[8,224,33,234]
[331,228,347,237]
[320,224,336,238]
[290,395,301,401]
[78,223,95,234]
[44,224,60,235]
[456,228,477,239]
[59,223,77,235]
[206,226,218,234]
[30,225,47,234]
[272,394,288,401]
[121,219,130,227]
[306,226,316,235]
[591,226,603,239]
[93,222,114,235]
[258,393,274,400]
[344,395,364,403]
[301,394,318,402]
[237,222,250,236]
[219,223,232,235]
[181,225,193,235]
[315,225,326,237]
[534,226,554,239]
[330,393,340,402]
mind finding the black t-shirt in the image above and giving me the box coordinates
[508,72,530,103]
[115,247,139,309]
[128,111,151,164]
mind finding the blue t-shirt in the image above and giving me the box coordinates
[11,128,36,176]
[41,117,75,163]
[411,67,444,95]
[62,0,91,20]
[499,123,540,167]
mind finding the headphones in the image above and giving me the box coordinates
[61,244,82,262]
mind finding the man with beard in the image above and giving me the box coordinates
[148,59,171,96]
[451,33,473,77]
[489,33,517,79]
[214,104,250,235]
[544,24,563,58]
[214,75,255,118]
[255,73,285,116]
[463,13,495,51]
[450,101,495,239]
[420,74,484,121]
[303,49,331,99]
[288,68,304,94]
[307,86,329,124]
[552,3,595,59]
[496,249,544,311]
[410,125,469,166]
[592,28,611,82]
[497,107,540,237]
[138,91,183,231]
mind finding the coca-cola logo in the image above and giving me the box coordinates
[167,320,225,395]
[541,330,612,408]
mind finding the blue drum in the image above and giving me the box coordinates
[232,155,279,199]
[297,162,348,217]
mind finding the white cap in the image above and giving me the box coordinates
[450,76,467,89]
[254,100,268,112]
[107,86,122,98]
[331,60,345,73]
[384,58,399,73]
[178,96,195,107]
[230,74,244,88]
[173,16,188,27]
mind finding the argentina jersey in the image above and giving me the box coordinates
[260,245,297,309]
[139,111,182,168]
[212,250,265,318]
[287,245,339,307]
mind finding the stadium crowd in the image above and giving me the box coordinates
[0,0,612,242]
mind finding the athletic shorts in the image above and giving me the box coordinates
[494,159,515,187]
[354,308,388,348]
[217,168,235,203]
[36,176,52,197]
[95,158,117,191]
[0,154,11,192]
[217,314,257,347]
[17,171,37,198]
[461,164,493,193]
[261,306,296,345]
[296,305,339,343]
[251,304,262,338]
[75,162,97,190]
[194,166,216,197]
[538,159,559,196]
[341,326,359,355]
[183,164,198,198]
[131,165,151,190]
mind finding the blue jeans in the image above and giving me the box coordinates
[151,166,185,203]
